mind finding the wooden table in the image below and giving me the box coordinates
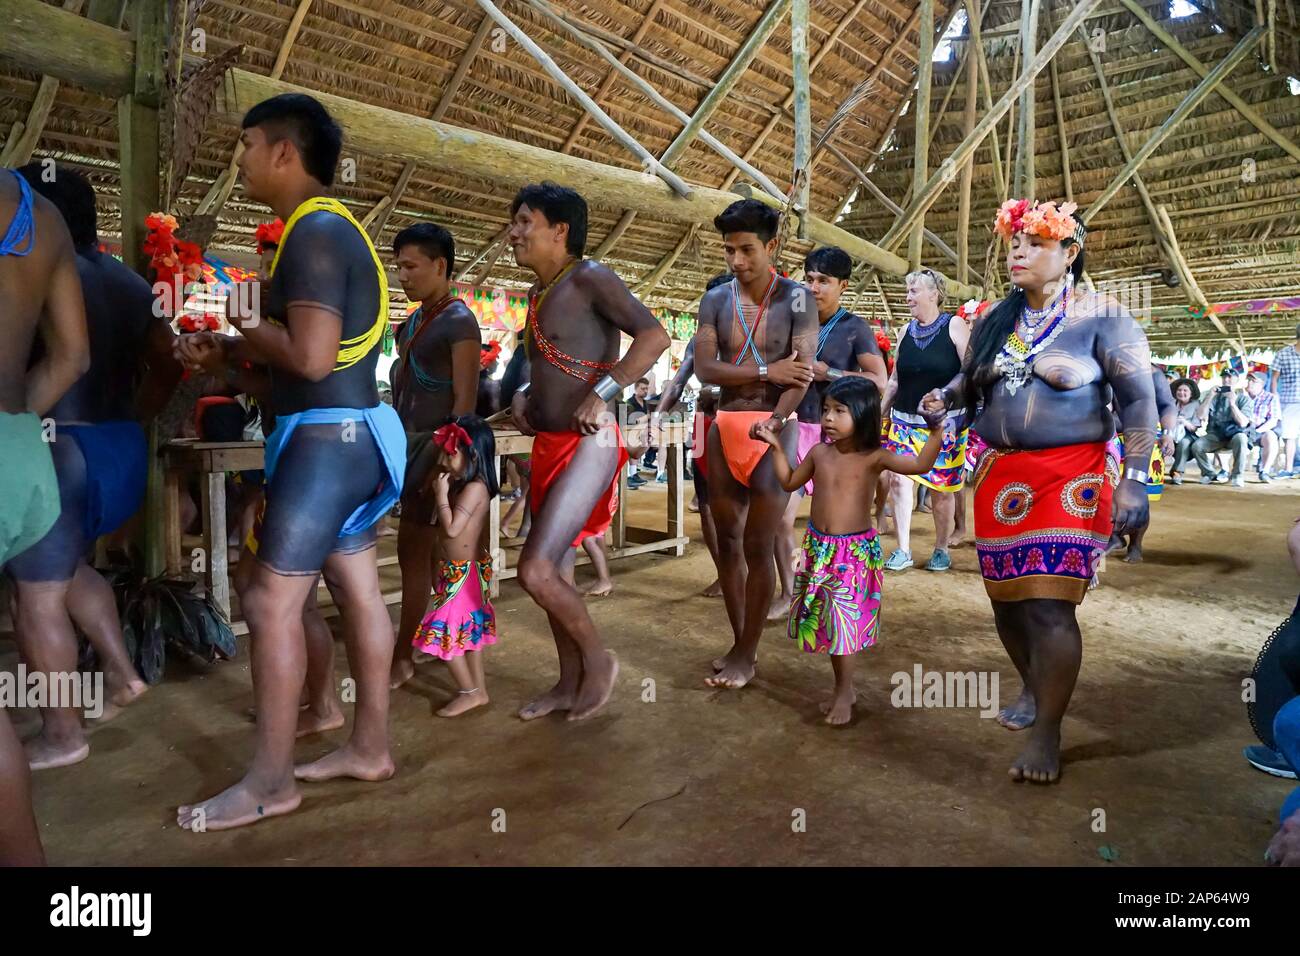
[163,419,692,622]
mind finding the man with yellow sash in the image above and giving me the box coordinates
[177,94,404,831]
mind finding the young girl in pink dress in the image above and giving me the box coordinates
[413,416,498,716]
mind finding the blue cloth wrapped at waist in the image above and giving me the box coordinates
[264,404,407,537]
[61,420,147,540]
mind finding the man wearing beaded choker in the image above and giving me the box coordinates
[694,199,818,690]
[389,222,482,689]
[506,182,668,720]
[767,246,887,621]
[921,198,1156,785]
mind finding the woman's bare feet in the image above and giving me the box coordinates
[94,674,149,723]
[705,650,755,689]
[948,532,966,549]
[996,690,1036,731]
[1123,545,1144,563]
[700,579,722,598]
[294,744,395,783]
[26,733,90,771]
[568,652,618,720]
[389,656,415,690]
[518,681,576,720]
[1009,726,1061,784]
[178,778,301,831]
[437,687,489,717]
[819,692,855,726]
[296,700,346,737]
[581,579,614,598]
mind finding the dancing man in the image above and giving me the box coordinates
[388,222,481,688]
[923,199,1155,783]
[508,182,668,720]
[7,164,178,771]
[0,165,89,864]
[770,245,887,619]
[882,267,971,573]
[178,93,406,831]
[694,199,817,689]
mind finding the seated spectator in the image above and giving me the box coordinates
[1245,371,1282,482]
[624,378,653,488]
[1191,370,1252,486]
[1167,377,1201,485]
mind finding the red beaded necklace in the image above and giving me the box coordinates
[526,258,614,384]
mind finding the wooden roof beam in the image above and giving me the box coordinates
[0,0,86,168]
[1083,25,1268,222]
[0,0,134,96]
[1118,0,1300,165]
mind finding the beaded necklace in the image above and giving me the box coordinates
[815,307,848,360]
[0,170,35,257]
[526,259,614,384]
[994,279,1072,395]
[730,269,778,367]
[397,294,458,393]
[907,311,951,351]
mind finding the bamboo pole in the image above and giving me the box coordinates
[659,0,794,169]
[456,225,510,282]
[957,0,979,278]
[0,0,134,95]
[528,0,784,200]
[1044,2,1072,202]
[873,274,895,329]
[637,226,697,298]
[1156,204,1241,349]
[878,0,1105,254]
[1117,0,1300,164]
[473,0,690,198]
[591,210,638,261]
[908,0,934,269]
[792,0,811,239]
[1083,26,1267,221]
[1013,0,1040,199]
[1001,44,1019,202]
[0,0,86,167]
[969,0,1005,201]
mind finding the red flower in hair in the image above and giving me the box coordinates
[433,422,471,455]
[255,219,285,255]
[480,340,502,369]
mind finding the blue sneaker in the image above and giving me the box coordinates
[884,549,913,571]
[1244,745,1297,779]
[926,549,951,572]
[627,474,647,488]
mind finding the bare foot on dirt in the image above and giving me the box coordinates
[581,579,614,598]
[1123,546,1143,563]
[701,579,722,598]
[767,595,793,621]
[1008,728,1061,784]
[568,652,618,720]
[178,779,301,831]
[93,673,149,723]
[296,701,346,737]
[948,533,966,549]
[518,682,576,721]
[996,690,1036,731]
[706,652,755,689]
[294,744,395,783]
[437,688,489,717]
[819,693,854,726]
[26,734,90,771]
[390,656,415,690]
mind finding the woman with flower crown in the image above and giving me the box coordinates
[921,198,1157,784]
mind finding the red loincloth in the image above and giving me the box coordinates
[529,426,629,547]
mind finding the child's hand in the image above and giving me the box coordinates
[433,471,452,502]
[751,419,782,447]
[920,402,946,430]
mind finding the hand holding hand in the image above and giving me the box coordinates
[920,402,946,430]
[812,360,830,383]
[751,418,782,447]
[919,387,949,418]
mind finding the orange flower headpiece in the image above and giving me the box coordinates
[994,199,1085,246]
[255,219,285,255]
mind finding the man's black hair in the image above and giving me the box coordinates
[393,222,456,277]
[705,271,733,292]
[241,93,343,187]
[804,246,852,281]
[18,162,97,248]
[713,199,779,243]
[510,182,588,257]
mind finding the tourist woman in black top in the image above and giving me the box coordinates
[881,269,971,572]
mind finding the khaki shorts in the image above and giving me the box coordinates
[1280,402,1300,442]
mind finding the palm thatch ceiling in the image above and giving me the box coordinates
[2,0,1298,351]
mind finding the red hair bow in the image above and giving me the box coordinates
[480,340,502,369]
[432,422,471,455]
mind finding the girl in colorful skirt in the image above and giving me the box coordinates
[413,416,499,716]
[755,377,946,725]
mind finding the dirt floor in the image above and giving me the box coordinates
[6,476,1299,866]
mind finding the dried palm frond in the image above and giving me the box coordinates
[165,43,244,210]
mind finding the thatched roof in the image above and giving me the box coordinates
[2,0,1298,349]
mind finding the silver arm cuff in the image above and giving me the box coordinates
[1122,467,1149,484]
[593,374,621,402]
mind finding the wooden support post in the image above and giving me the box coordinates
[201,471,230,619]
[1002,45,1019,202]
[1044,1,1072,202]
[1118,0,1300,164]
[1084,27,1267,221]
[908,0,934,269]
[878,0,1104,255]
[957,0,979,278]
[0,0,86,167]
[791,0,811,240]
[872,274,895,329]
[1013,0,1040,199]
[473,0,691,198]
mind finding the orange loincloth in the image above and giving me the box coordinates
[529,425,629,547]
[714,410,773,487]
